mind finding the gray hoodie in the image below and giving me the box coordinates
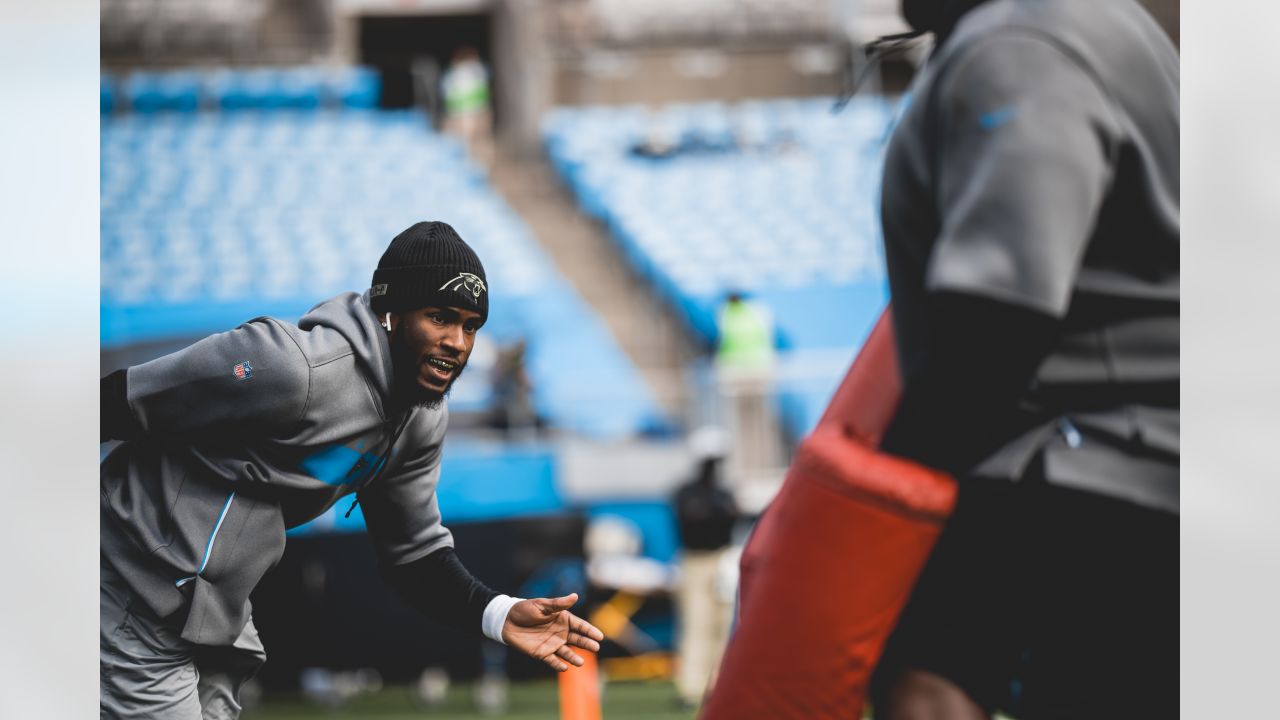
[101,291,453,646]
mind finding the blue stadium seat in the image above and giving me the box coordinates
[101,74,116,115]
[328,66,381,109]
[123,70,202,113]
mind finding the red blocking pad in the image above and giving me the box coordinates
[703,309,958,719]
[818,310,903,448]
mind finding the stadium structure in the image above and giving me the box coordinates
[100,0,1179,714]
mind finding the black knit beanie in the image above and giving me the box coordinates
[370,221,488,322]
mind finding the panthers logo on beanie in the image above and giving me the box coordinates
[370,221,489,322]
[439,272,487,301]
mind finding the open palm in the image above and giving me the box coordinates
[502,593,605,672]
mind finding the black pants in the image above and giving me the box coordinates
[870,470,1178,719]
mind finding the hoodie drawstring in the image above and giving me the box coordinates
[344,412,413,518]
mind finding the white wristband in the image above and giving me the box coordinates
[482,594,523,644]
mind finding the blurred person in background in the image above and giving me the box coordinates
[715,291,775,374]
[671,427,739,710]
[868,0,1179,717]
[99,221,604,719]
[714,290,782,479]
[487,337,540,437]
[442,45,495,172]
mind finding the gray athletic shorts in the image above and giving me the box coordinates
[100,560,266,720]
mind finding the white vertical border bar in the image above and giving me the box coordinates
[1183,0,1280,716]
[0,0,101,716]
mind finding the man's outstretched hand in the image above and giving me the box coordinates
[502,593,605,672]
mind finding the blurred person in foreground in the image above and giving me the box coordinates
[99,222,604,719]
[869,0,1179,717]
[671,427,739,710]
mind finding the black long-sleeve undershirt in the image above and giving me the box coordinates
[880,291,1060,476]
[383,546,500,634]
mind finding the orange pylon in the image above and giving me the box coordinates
[558,650,602,720]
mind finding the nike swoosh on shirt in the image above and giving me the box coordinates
[978,105,1017,130]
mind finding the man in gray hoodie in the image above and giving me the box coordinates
[100,221,604,719]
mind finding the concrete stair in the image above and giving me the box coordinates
[487,151,702,425]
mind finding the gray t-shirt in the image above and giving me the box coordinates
[880,0,1179,511]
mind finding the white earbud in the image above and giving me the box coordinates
[383,313,392,332]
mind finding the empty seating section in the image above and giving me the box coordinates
[102,75,667,440]
[543,97,899,435]
[101,66,379,114]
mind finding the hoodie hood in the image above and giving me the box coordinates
[298,290,396,406]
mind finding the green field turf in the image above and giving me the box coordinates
[243,679,699,720]
[241,679,1017,719]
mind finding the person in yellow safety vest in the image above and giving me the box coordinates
[715,291,775,374]
[441,46,494,171]
[714,291,781,475]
